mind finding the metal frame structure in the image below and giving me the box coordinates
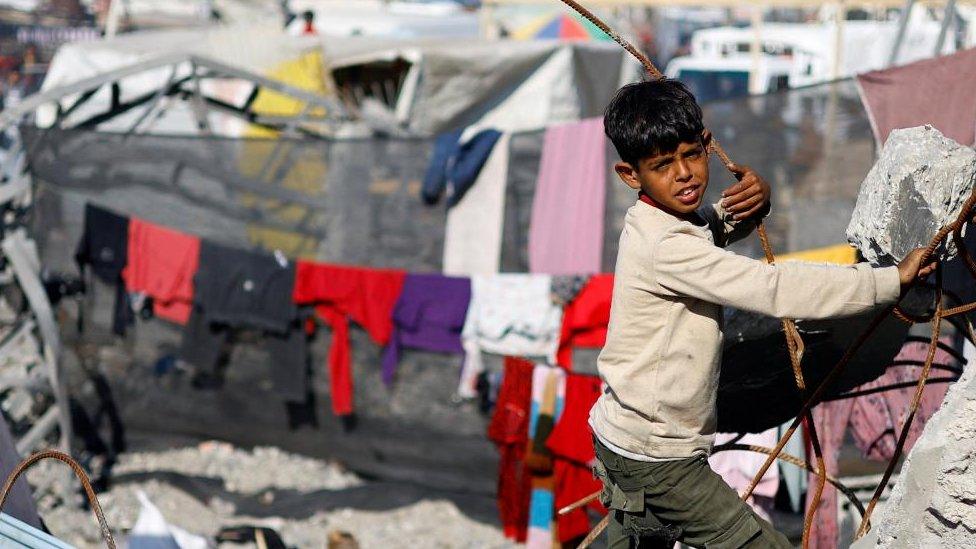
[0,52,348,136]
[0,53,348,457]
[889,0,963,63]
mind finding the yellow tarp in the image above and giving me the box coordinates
[240,50,332,258]
[772,244,858,265]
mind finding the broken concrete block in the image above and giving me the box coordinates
[851,342,976,548]
[847,126,976,266]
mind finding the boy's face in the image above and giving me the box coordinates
[615,132,711,217]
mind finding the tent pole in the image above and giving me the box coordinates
[934,0,957,56]
[831,2,845,81]
[748,6,763,94]
[888,0,915,66]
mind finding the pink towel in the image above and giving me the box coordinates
[857,48,976,147]
[528,118,606,275]
[710,429,779,522]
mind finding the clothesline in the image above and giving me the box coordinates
[73,202,616,419]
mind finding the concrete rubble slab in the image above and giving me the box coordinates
[847,125,976,266]
[852,343,976,548]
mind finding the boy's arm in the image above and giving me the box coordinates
[700,163,771,248]
[653,225,901,319]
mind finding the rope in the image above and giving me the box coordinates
[560,443,866,518]
[714,443,866,517]
[551,1,976,546]
[551,2,822,547]
[0,450,117,548]
[855,282,944,538]
[746,191,976,542]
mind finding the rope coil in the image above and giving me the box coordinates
[0,450,117,548]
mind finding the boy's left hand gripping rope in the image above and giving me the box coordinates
[550,2,821,547]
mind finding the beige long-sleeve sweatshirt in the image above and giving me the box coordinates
[590,200,901,459]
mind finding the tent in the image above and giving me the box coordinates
[511,12,613,41]
[37,24,333,136]
[322,36,639,134]
[38,28,639,136]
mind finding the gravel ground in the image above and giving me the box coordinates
[112,441,363,493]
[27,442,517,549]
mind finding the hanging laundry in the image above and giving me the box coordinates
[546,373,606,543]
[848,338,953,461]
[709,429,780,522]
[180,241,307,405]
[525,364,566,549]
[192,242,297,333]
[381,273,471,386]
[857,48,976,147]
[528,118,607,275]
[549,274,590,307]
[488,357,536,542]
[779,420,808,514]
[422,128,503,207]
[806,337,956,548]
[123,218,200,325]
[74,203,131,336]
[443,134,511,275]
[555,274,613,369]
[459,274,563,398]
[293,262,406,416]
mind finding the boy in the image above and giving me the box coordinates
[590,79,935,548]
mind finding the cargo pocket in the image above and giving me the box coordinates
[703,509,763,549]
[593,461,682,546]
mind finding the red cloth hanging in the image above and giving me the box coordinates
[555,274,613,368]
[123,218,200,325]
[488,357,535,542]
[547,373,606,542]
[293,262,406,416]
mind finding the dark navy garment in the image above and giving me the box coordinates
[74,204,132,335]
[421,128,503,207]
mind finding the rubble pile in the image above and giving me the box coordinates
[27,443,517,549]
[852,348,976,548]
[846,125,976,266]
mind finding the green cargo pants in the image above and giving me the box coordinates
[593,438,792,549]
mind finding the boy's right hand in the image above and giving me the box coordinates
[897,247,937,289]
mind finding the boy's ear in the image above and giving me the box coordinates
[614,162,642,190]
[701,130,712,150]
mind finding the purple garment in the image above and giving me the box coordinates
[381,273,472,385]
[527,118,607,275]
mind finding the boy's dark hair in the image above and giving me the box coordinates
[604,79,705,167]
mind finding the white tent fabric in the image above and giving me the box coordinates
[39,29,638,136]
[324,37,640,134]
[37,25,323,135]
